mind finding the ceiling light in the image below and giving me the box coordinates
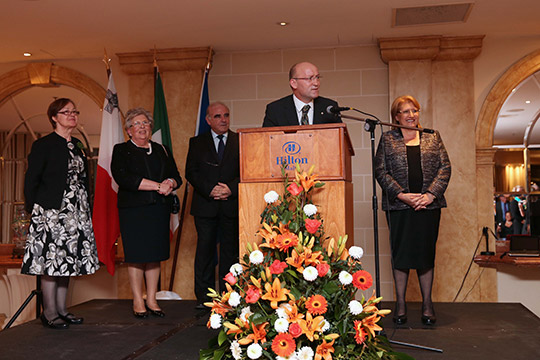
[23,52,32,57]
[277,21,288,26]
[526,100,531,104]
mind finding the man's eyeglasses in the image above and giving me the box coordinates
[293,75,322,82]
[57,110,80,116]
[397,109,419,115]
[131,120,151,128]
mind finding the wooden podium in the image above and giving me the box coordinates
[238,123,355,255]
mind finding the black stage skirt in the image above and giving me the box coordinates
[386,208,441,269]
[119,203,170,263]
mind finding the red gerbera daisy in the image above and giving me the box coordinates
[354,320,369,344]
[271,333,296,357]
[305,294,328,315]
[352,270,373,290]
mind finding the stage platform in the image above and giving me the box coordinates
[1,300,539,359]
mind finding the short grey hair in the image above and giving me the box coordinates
[205,101,229,118]
[124,107,154,132]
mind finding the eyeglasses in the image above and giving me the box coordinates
[131,120,151,128]
[293,75,322,82]
[397,109,419,115]
[57,110,80,116]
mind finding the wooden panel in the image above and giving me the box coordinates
[239,181,353,257]
[239,124,354,183]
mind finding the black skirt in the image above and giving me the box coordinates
[119,203,170,263]
[387,208,441,269]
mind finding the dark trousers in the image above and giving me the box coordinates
[194,214,239,303]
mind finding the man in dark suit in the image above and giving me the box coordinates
[185,102,240,308]
[262,61,342,127]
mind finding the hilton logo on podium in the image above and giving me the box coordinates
[276,141,308,169]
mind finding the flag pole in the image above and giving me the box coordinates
[103,48,111,77]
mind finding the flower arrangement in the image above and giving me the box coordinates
[200,164,408,360]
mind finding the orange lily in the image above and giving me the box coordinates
[238,322,269,345]
[286,249,305,271]
[301,248,324,267]
[261,277,290,309]
[209,299,232,316]
[298,312,324,341]
[285,301,305,323]
[258,222,278,249]
[361,314,382,338]
[314,338,335,360]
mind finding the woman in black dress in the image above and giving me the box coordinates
[375,95,451,326]
[111,108,182,318]
[23,98,99,329]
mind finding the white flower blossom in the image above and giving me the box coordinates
[276,303,292,319]
[264,190,280,204]
[209,313,222,329]
[277,355,298,360]
[320,318,330,332]
[228,291,241,307]
[303,204,317,217]
[339,271,353,285]
[247,343,263,359]
[303,266,318,281]
[349,246,364,260]
[297,347,314,360]
[230,263,244,276]
[348,300,363,315]
[230,340,242,360]
[240,306,253,322]
[274,317,289,333]
[249,250,264,265]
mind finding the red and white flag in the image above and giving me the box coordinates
[93,71,124,275]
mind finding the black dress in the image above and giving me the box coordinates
[388,145,441,269]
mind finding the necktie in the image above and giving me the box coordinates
[217,134,225,161]
[301,105,310,125]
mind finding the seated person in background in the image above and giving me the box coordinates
[498,211,519,239]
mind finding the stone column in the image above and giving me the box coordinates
[378,36,496,302]
[117,47,212,300]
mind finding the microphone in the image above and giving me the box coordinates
[326,105,351,114]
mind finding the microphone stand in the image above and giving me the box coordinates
[340,110,443,354]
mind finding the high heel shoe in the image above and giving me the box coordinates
[133,310,148,318]
[421,314,436,325]
[146,305,165,317]
[40,314,69,329]
[392,314,408,325]
[58,312,84,325]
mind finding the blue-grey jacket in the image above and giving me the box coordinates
[374,129,451,211]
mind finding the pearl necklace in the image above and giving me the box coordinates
[130,139,152,155]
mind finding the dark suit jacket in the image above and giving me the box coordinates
[262,95,342,127]
[374,129,451,211]
[24,132,89,213]
[111,140,182,208]
[185,130,240,218]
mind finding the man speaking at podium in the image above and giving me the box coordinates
[262,61,342,127]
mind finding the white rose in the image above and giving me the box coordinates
[247,343,263,359]
[339,271,353,285]
[303,266,318,281]
[274,317,289,333]
[230,263,244,276]
[264,190,279,204]
[303,204,317,217]
[209,313,222,329]
[249,250,264,265]
[348,300,363,315]
[228,291,241,307]
[349,246,364,260]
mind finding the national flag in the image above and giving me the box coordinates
[151,66,179,237]
[93,71,124,276]
[195,67,211,136]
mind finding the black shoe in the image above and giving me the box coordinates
[58,312,84,325]
[133,310,149,318]
[40,314,69,329]
[392,314,408,325]
[421,314,436,325]
[146,306,165,317]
